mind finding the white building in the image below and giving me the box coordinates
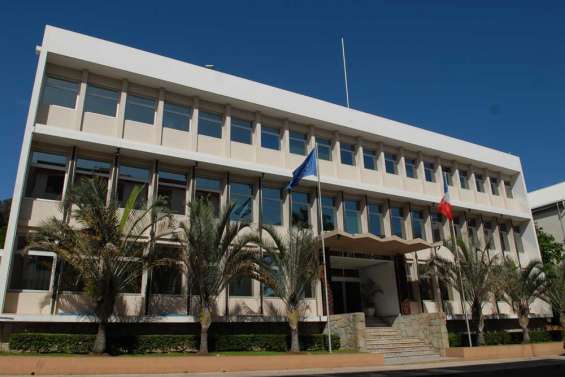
[529,182,565,245]
[0,26,550,334]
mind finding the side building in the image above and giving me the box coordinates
[529,182,565,245]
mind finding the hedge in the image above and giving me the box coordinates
[448,332,462,347]
[215,334,287,352]
[299,334,340,352]
[448,330,561,347]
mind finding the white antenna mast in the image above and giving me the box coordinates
[341,36,351,108]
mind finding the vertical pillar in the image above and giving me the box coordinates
[116,79,128,138]
[191,97,199,151]
[74,70,88,131]
[224,104,231,158]
[155,88,165,145]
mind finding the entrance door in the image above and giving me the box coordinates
[331,281,345,314]
[331,280,362,314]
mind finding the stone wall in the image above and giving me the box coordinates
[324,312,367,352]
[392,312,449,355]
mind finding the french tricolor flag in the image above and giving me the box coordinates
[438,172,453,221]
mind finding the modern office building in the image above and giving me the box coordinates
[529,182,565,245]
[0,26,550,336]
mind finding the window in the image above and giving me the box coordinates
[321,196,337,231]
[121,261,143,293]
[229,276,253,297]
[363,149,377,171]
[261,126,280,150]
[405,158,417,178]
[26,151,67,200]
[316,138,332,161]
[430,211,443,243]
[163,102,191,131]
[418,263,433,301]
[230,182,253,222]
[84,85,119,117]
[263,253,279,298]
[151,245,182,295]
[411,210,426,240]
[340,143,355,166]
[475,174,485,193]
[9,254,53,290]
[289,131,307,155]
[231,117,253,144]
[195,176,222,216]
[490,177,499,196]
[513,226,524,253]
[499,224,510,252]
[467,219,479,245]
[116,164,150,209]
[291,192,310,227]
[262,186,282,226]
[367,203,384,237]
[504,180,513,199]
[459,170,469,189]
[424,162,435,182]
[125,94,155,124]
[384,153,397,174]
[442,167,452,186]
[483,221,494,250]
[198,111,223,138]
[60,262,85,292]
[158,170,187,215]
[41,77,79,109]
[74,157,111,189]
[390,207,405,238]
[344,200,361,234]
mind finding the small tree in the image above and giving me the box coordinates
[544,261,565,328]
[30,178,173,353]
[259,226,321,353]
[536,226,564,266]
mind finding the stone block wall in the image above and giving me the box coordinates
[392,312,449,355]
[324,312,367,352]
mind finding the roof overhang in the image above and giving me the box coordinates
[323,230,432,256]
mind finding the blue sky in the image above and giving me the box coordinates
[0,1,563,199]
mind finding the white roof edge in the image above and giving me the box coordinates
[528,181,565,209]
[41,25,523,172]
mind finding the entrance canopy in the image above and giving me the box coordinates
[323,230,431,256]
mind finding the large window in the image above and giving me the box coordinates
[442,167,452,186]
[367,203,384,237]
[459,170,469,189]
[158,170,187,215]
[343,199,361,234]
[321,196,336,231]
[125,94,155,124]
[340,143,355,166]
[418,263,434,301]
[475,174,485,193]
[230,182,253,222]
[9,254,53,291]
[231,117,253,144]
[151,245,182,295]
[26,151,67,200]
[467,219,479,245]
[411,209,426,240]
[363,149,377,171]
[41,77,79,109]
[424,162,435,182]
[116,164,150,208]
[390,207,405,238]
[229,276,253,297]
[261,126,280,150]
[405,158,417,178]
[198,111,223,138]
[195,176,222,216]
[490,177,499,196]
[163,102,191,131]
[384,153,397,174]
[291,192,310,227]
[262,186,282,226]
[513,226,524,254]
[316,137,332,161]
[504,180,513,199]
[289,131,307,155]
[498,224,510,253]
[483,221,494,250]
[263,253,279,297]
[430,211,443,243]
[74,157,111,189]
[84,85,119,117]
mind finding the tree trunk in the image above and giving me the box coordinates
[92,322,106,354]
[288,309,300,353]
[518,306,530,344]
[199,306,212,354]
[472,303,485,346]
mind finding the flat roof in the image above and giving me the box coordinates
[40,25,523,173]
[528,181,565,209]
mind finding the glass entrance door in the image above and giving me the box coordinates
[331,280,362,314]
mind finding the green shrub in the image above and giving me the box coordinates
[299,334,340,351]
[448,332,462,347]
[9,333,95,354]
[214,334,288,352]
[484,331,513,345]
[529,330,552,343]
[109,335,198,354]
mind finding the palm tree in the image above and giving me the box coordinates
[177,198,263,354]
[544,261,565,329]
[259,226,321,353]
[496,260,547,343]
[29,177,173,354]
[428,238,499,345]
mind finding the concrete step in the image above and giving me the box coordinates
[384,354,443,365]
[368,342,430,350]
[366,338,426,346]
[381,348,440,357]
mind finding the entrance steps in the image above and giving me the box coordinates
[364,326,442,364]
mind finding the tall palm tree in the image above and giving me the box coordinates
[496,260,547,343]
[259,226,321,353]
[428,238,499,345]
[177,198,263,354]
[29,177,173,354]
[544,261,565,329]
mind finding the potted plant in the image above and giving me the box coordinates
[361,278,383,318]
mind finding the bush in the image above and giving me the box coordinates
[529,330,552,343]
[214,334,288,352]
[299,334,340,351]
[448,332,462,347]
[484,331,514,345]
[109,334,198,354]
[9,333,95,353]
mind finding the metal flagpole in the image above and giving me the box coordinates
[315,145,333,353]
[341,37,350,108]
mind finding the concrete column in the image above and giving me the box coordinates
[336,191,345,231]
[282,120,290,168]
[254,112,262,159]
[417,151,425,190]
[307,125,315,152]
[382,200,392,237]
[191,97,199,151]
[404,203,413,240]
[399,148,407,189]
[333,132,341,167]
[435,157,442,184]
[377,142,386,177]
[74,69,88,131]
[155,88,165,145]
[360,195,368,233]
[224,104,231,158]
[355,137,363,176]
[116,79,128,138]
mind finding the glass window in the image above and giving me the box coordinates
[390,207,405,238]
[418,263,434,300]
[513,226,524,253]
[231,117,253,144]
[261,126,280,150]
[490,177,499,196]
[262,186,282,226]
[121,261,143,293]
[125,94,155,124]
[230,182,253,222]
[74,157,111,188]
[158,170,187,215]
[26,151,67,200]
[59,262,85,292]
[229,276,253,297]
[459,170,469,189]
[151,246,182,295]
[411,209,426,240]
[263,254,279,297]
[163,102,192,131]
[430,211,443,243]
[41,77,79,109]
[291,192,310,227]
[385,153,397,174]
[405,158,417,178]
[289,131,307,155]
[316,137,332,161]
[467,219,479,245]
[367,203,384,237]
[344,200,361,234]
[117,164,150,209]
[195,176,222,216]
[442,167,452,186]
[321,196,336,231]
[504,181,513,199]
[9,254,53,290]
[198,111,223,138]
[483,221,494,250]
[84,85,119,117]
[340,143,355,166]
[499,224,509,252]
[363,149,377,171]
[424,162,435,182]
[475,174,485,193]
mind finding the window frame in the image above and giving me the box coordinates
[343,199,361,234]
[157,169,188,215]
[231,117,253,145]
[405,158,417,179]
[340,143,356,166]
[363,148,377,171]
[289,130,307,156]
[198,111,223,139]
[230,181,254,222]
[84,84,119,117]
[40,76,79,110]
[384,152,398,175]
[291,191,310,227]
[459,170,469,189]
[316,137,332,161]
[116,163,151,208]
[163,101,192,131]
[424,161,435,183]
[261,126,281,151]
[25,150,69,201]
[261,186,283,226]
[124,93,156,125]
[367,202,384,237]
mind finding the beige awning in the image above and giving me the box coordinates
[323,230,431,256]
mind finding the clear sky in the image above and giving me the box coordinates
[0,0,563,199]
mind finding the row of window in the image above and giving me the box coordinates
[41,76,514,198]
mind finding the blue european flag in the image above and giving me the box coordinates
[286,149,317,191]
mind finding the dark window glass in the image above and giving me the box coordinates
[84,85,119,117]
[163,102,191,131]
[158,170,187,215]
[121,261,143,294]
[229,276,253,296]
[424,162,435,182]
[405,158,417,178]
[261,126,280,150]
[367,203,384,237]
[418,264,434,301]
[117,165,149,208]
[490,177,499,196]
[289,131,307,155]
[26,151,67,200]
[344,200,361,234]
[513,226,524,253]
[316,138,332,161]
[263,253,279,297]
[60,262,85,292]
[195,176,222,216]
[151,246,182,295]
[390,207,405,238]
[262,186,282,226]
[340,143,355,166]
[321,196,336,231]
[504,181,513,199]
[430,212,443,242]
[125,94,155,124]
[459,170,469,189]
[442,167,452,186]
[499,224,509,252]
[41,77,78,109]
[9,255,53,290]
[475,174,485,192]
[411,210,426,240]
[483,221,494,250]
[198,111,223,138]
[291,192,310,227]
[385,153,397,174]
[231,117,253,144]
[230,182,253,222]
[74,157,111,189]
[363,149,377,171]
